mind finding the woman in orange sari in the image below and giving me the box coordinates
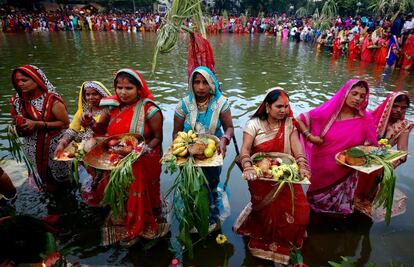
[234,88,310,265]
[83,68,166,245]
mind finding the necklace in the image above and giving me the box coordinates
[267,118,280,130]
[196,96,210,110]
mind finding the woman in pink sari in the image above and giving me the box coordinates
[297,79,377,216]
[234,88,310,265]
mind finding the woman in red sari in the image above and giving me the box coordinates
[348,34,361,61]
[82,68,166,245]
[400,31,414,71]
[373,34,389,66]
[10,65,70,191]
[234,88,310,265]
[361,33,374,62]
[355,92,412,219]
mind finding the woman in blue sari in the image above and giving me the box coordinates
[386,34,400,67]
[173,66,234,229]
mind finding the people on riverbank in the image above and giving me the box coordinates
[173,66,234,229]
[10,65,71,192]
[234,88,310,265]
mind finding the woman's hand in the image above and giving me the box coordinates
[299,168,311,181]
[20,119,41,133]
[80,113,94,128]
[217,138,227,158]
[242,167,257,181]
[308,134,323,145]
[54,141,67,158]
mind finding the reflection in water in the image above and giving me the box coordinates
[0,32,413,266]
[304,212,373,267]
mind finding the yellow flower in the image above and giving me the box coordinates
[216,234,227,245]
[279,164,290,172]
[379,138,389,146]
[292,163,299,172]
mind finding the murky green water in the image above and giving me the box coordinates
[1,31,413,266]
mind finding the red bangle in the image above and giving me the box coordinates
[221,134,231,145]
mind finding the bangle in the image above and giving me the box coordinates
[221,134,231,145]
[243,166,254,172]
[303,130,311,139]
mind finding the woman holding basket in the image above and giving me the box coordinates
[233,87,310,265]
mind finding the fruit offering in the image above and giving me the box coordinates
[62,141,81,159]
[252,155,300,181]
[172,130,217,159]
[107,135,141,165]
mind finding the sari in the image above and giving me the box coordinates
[300,79,377,216]
[348,34,360,61]
[355,92,412,220]
[175,66,230,224]
[234,88,309,265]
[386,35,400,67]
[10,65,70,187]
[361,35,373,62]
[63,81,111,206]
[100,69,166,245]
[373,37,389,66]
[401,34,414,71]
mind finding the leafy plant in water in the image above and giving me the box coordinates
[164,156,210,258]
[103,150,142,219]
[7,125,42,188]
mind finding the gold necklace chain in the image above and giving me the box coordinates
[197,96,210,110]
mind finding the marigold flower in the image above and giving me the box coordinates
[216,234,227,244]
[379,138,389,146]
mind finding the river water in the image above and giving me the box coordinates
[0,31,413,266]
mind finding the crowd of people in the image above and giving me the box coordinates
[3,6,414,74]
[1,61,412,265]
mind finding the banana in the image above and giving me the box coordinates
[172,146,186,155]
[191,133,197,139]
[173,136,185,144]
[192,137,199,142]
[178,131,188,139]
[187,130,193,137]
[177,148,188,157]
[172,142,186,149]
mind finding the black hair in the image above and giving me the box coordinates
[352,81,368,91]
[258,90,289,120]
[115,72,142,89]
[0,215,48,264]
[395,94,410,108]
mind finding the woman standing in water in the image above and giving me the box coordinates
[10,65,70,191]
[234,87,310,265]
[81,68,166,245]
[173,66,234,229]
[297,79,377,216]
